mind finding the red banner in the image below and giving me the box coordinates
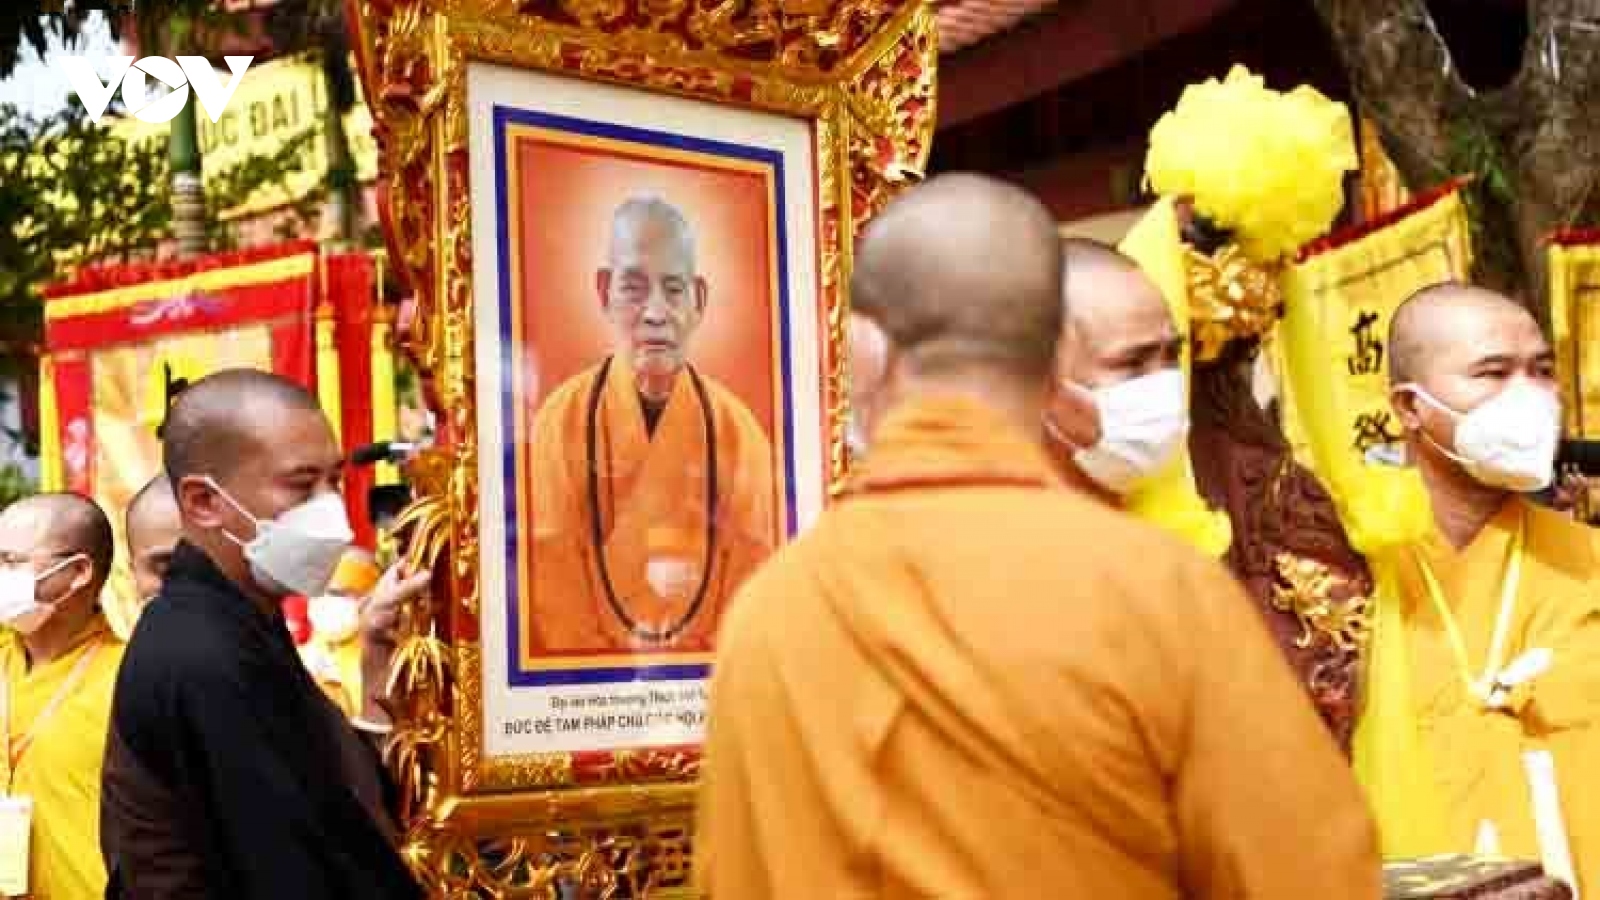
[40,242,330,637]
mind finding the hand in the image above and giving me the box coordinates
[1552,465,1588,514]
[359,563,431,717]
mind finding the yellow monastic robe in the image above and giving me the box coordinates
[0,616,124,900]
[1378,497,1600,892]
[528,357,775,655]
[697,396,1380,899]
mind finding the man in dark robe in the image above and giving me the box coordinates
[100,369,424,899]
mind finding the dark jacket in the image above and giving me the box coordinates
[100,541,420,900]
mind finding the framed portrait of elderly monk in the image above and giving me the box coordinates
[476,69,815,751]
[348,0,934,891]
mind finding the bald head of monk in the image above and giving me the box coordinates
[0,492,113,652]
[597,195,709,406]
[850,173,1063,437]
[163,369,347,606]
[1044,238,1186,498]
[1389,282,1559,512]
[126,474,180,605]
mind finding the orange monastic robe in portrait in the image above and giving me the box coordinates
[527,357,775,655]
[696,396,1381,900]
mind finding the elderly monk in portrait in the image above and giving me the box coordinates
[1359,282,1600,893]
[527,195,776,655]
[697,174,1380,899]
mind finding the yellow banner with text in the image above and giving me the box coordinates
[110,55,378,219]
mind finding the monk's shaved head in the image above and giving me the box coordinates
[851,174,1063,381]
[162,369,343,601]
[0,492,114,588]
[600,195,709,401]
[127,474,181,601]
[609,195,696,274]
[127,474,177,541]
[162,369,324,483]
[1061,237,1171,337]
[1063,237,1141,283]
[1389,282,1540,386]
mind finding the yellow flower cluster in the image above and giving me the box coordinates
[1145,66,1358,263]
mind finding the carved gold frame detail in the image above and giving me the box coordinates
[345,0,936,891]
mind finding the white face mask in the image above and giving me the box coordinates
[307,594,361,644]
[205,477,354,598]
[0,555,86,635]
[1405,381,1561,492]
[1072,369,1190,495]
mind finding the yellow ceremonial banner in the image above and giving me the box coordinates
[110,55,378,220]
[91,330,277,636]
[1548,236,1600,437]
[1279,185,1473,858]
[1278,185,1473,486]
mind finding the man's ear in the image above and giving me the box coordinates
[177,475,224,530]
[595,269,612,309]
[1391,385,1424,432]
[64,554,94,599]
[693,276,708,315]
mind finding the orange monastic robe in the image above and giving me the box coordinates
[1377,498,1600,892]
[697,396,1380,899]
[528,357,775,655]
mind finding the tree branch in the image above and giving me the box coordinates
[1311,0,1474,190]
[1512,0,1600,231]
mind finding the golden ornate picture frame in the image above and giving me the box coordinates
[345,0,935,892]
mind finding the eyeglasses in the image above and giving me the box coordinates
[0,551,78,570]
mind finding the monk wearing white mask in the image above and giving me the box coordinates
[1359,282,1600,895]
[1044,238,1187,502]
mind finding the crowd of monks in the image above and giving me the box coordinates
[700,174,1600,898]
[4,69,1600,900]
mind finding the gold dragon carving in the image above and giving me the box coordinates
[349,0,935,893]
[1271,553,1373,653]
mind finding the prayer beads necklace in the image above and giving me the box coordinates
[585,356,719,644]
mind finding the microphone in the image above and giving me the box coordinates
[1557,438,1600,477]
[350,441,417,467]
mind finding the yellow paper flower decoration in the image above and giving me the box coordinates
[1145,66,1358,264]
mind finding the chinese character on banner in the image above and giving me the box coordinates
[1279,183,1473,499]
[1346,310,1385,376]
[1351,411,1402,454]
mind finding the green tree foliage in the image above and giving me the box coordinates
[0,1,233,79]
[0,464,35,510]
[0,101,320,335]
